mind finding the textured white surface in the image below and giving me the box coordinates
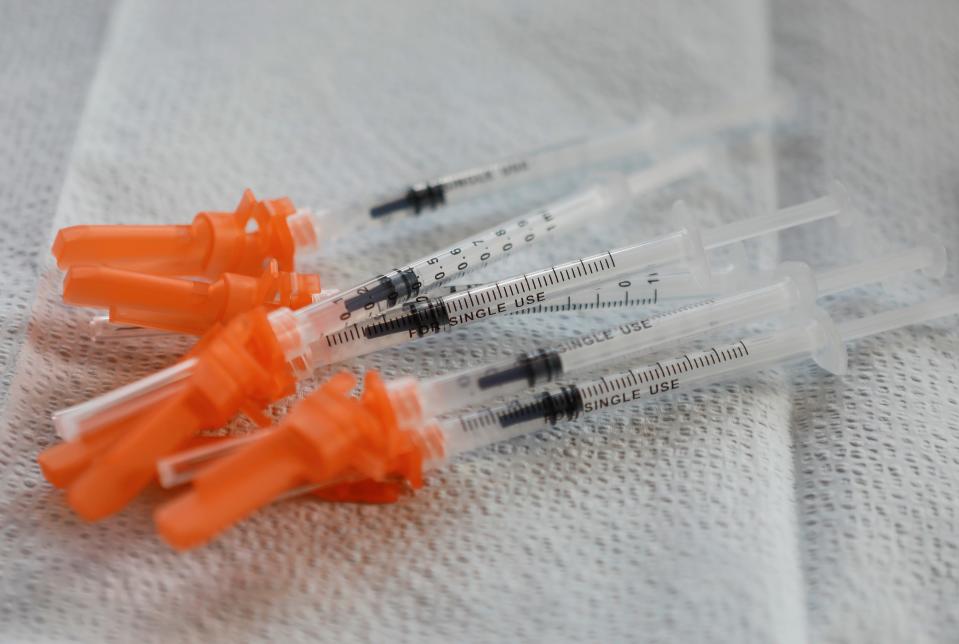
[775,2,959,642]
[0,1,957,642]
[0,0,114,408]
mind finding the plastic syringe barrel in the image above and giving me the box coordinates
[437,312,835,457]
[439,293,959,458]
[349,175,634,312]
[300,228,713,368]
[368,93,783,216]
[301,186,855,369]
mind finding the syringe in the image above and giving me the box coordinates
[37,191,853,521]
[392,245,749,313]
[152,293,959,549]
[280,189,855,367]
[360,93,785,223]
[154,241,945,488]
[81,268,718,342]
[80,232,749,342]
[50,94,785,280]
[431,268,730,313]
[65,146,710,338]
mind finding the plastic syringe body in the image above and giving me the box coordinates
[291,147,709,336]
[287,230,711,367]
[84,267,714,342]
[285,191,852,369]
[310,178,631,330]
[432,240,751,311]
[435,316,833,456]
[346,93,784,225]
[435,293,959,458]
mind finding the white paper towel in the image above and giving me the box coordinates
[1,1,957,642]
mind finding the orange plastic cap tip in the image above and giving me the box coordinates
[51,307,296,521]
[51,190,305,279]
[153,369,438,549]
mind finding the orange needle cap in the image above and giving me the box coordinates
[155,371,444,550]
[62,260,321,336]
[52,190,311,279]
[39,307,296,521]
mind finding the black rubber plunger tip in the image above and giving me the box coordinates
[369,196,409,219]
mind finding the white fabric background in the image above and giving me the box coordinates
[0,1,957,642]
[0,0,114,410]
